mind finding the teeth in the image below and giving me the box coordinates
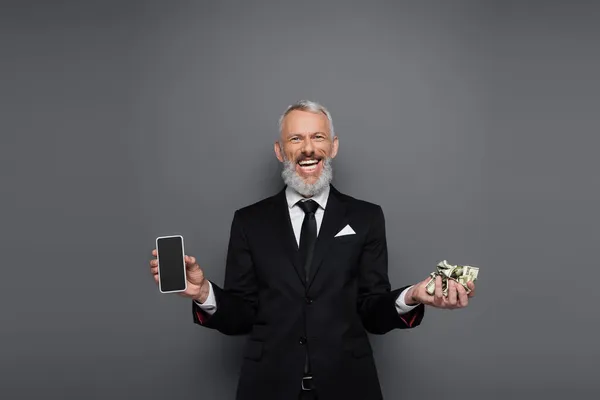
[299,159,319,165]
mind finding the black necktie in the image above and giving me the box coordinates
[297,199,319,282]
[297,199,319,377]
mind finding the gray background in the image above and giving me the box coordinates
[2,0,599,399]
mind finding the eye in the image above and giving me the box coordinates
[290,137,300,142]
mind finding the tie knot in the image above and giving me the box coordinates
[297,199,319,215]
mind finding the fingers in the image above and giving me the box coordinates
[447,280,458,307]
[425,276,474,309]
[467,281,476,297]
[456,282,468,307]
[434,276,444,306]
[149,258,158,276]
[150,250,158,279]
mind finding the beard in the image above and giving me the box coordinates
[281,156,333,197]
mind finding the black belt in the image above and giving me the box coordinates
[301,375,315,391]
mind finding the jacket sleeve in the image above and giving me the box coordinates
[356,205,425,334]
[192,209,258,335]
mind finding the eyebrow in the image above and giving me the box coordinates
[286,131,328,137]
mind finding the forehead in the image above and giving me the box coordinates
[281,110,330,136]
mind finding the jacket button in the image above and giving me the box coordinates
[305,297,313,304]
[299,336,307,345]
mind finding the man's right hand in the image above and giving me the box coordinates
[150,249,211,303]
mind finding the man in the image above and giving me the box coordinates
[149,100,475,400]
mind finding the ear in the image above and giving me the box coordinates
[274,141,284,162]
[330,136,339,159]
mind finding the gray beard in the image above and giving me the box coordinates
[281,157,333,197]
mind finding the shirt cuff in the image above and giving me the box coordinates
[193,281,217,315]
[395,285,419,315]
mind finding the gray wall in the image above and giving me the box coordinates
[2,1,599,399]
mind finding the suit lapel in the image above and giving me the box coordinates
[307,186,348,289]
[273,188,306,286]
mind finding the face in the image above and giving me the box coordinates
[274,110,339,196]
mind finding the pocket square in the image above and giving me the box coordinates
[335,224,356,237]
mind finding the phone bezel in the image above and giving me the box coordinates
[155,234,188,294]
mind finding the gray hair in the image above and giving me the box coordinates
[278,100,335,137]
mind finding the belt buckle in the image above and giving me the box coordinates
[301,376,313,391]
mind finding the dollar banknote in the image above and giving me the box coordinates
[425,260,479,296]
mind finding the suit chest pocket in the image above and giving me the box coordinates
[333,235,359,245]
[331,234,363,258]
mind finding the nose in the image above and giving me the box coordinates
[302,137,314,155]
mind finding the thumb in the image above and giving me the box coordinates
[187,262,200,272]
[418,276,431,286]
[185,256,200,271]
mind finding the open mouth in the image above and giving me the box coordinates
[297,158,322,173]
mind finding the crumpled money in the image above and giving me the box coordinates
[425,260,479,297]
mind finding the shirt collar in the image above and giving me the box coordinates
[285,184,330,210]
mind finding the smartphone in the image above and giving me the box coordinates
[155,235,187,293]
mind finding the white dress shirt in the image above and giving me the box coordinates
[195,186,419,315]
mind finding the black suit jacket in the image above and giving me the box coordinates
[193,185,425,400]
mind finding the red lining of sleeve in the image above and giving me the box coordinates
[195,309,206,324]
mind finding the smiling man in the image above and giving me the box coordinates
[149,100,475,400]
[275,105,337,198]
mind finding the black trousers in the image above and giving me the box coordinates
[298,389,317,400]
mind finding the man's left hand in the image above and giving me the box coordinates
[405,275,475,309]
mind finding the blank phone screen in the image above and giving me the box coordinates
[157,236,187,292]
